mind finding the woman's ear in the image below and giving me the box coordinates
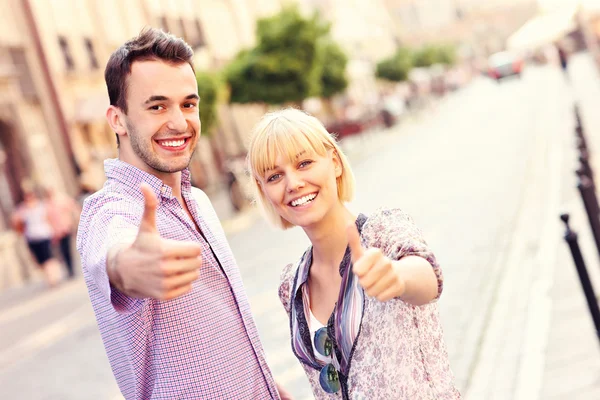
[332,151,343,178]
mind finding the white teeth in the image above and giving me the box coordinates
[291,193,316,207]
[159,139,186,147]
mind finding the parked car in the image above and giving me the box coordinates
[487,51,524,81]
[325,111,383,139]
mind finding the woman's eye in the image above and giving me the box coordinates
[299,160,313,168]
[267,174,280,182]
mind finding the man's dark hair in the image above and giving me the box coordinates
[105,27,195,145]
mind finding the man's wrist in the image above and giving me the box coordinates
[107,244,128,292]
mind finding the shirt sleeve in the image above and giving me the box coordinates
[278,263,295,315]
[77,201,142,314]
[362,208,443,300]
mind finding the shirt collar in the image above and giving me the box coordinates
[104,158,192,200]
[293,213,368,299]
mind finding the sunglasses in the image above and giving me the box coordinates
[314,327,341,393]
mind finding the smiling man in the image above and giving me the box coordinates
[76,28,289,400]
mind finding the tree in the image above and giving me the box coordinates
[317,39,348,99]
[376,47,413,82]
[412,45,438,68]
[225,6,331,105]
[196,71,221,135]
[413,45,457,68]
[436,45,457,66]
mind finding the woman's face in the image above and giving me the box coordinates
[259,148,342,229]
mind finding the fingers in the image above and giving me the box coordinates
[138,183,158,234]
[161,239,203,259]
[357,256,389,291]
[163,283,194,301]
[159,256,203,276]
[165,269,199,291]
[352,247,380,277]
[352,249,405,302]
[346,223,365,263]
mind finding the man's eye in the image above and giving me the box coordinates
[267,174,280,182]
[183,103,197,109]
[149,105,165,111]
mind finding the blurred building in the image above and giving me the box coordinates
[0,0,286,290]
[382,0,538,57]
[382,0,458,45]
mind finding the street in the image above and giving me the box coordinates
[1,54,598,399]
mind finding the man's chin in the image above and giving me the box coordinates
[151,158,192,174]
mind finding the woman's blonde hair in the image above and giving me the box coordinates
[247,108,355,229]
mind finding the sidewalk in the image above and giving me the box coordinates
[540,53,600,399]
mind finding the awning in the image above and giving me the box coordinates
[507,6,578,51]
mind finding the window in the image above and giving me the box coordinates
[84,38,99,69]
[160,16,169,32]
[9,48,37,99]
[191,19,206,48]
[178,18,188,42]
[58,36,75,71]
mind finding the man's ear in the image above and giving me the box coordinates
[106,105,128,139]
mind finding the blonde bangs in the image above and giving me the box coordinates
[249,113,330,180]
[247,108,356,230]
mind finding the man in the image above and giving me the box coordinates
[77,28,290,399]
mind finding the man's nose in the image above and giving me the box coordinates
[166,108,188,132]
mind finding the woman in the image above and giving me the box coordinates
[11,186,61,287]
[247,108,460,399]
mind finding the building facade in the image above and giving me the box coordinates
[0,0,286,290]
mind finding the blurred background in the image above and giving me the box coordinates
[1,0,600,399]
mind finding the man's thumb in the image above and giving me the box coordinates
[138,183,158,234]
[346,223,364,262]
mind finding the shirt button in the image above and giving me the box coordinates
[160,186,167,194]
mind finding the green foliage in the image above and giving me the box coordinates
[413,44,457,68]
[196,71,220,135]
[375,47,413,82]
[317,39,348,99]
[436,45,458,66]
[225,6,346,105]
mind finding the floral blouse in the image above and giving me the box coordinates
[279,208,461,399]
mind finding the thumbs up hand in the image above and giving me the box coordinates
[107,184,203,301]
[347,223,406,302]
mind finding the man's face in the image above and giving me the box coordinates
[116,60,201,176]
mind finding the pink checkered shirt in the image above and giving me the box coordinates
[76,159,279,400]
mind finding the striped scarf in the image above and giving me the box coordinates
[289,214,368,376]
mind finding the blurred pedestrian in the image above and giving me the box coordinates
[557,43,569,75]
[46,186,80,279]
[11,186,61,287]
[76,28,289,400]
[247,108,461,399]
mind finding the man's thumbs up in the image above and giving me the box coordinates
[138,183,158,235]
[106,183,203,301]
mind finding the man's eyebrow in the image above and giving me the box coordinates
[144,94,199,105]
[144,95,169,104]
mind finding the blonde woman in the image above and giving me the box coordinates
[247,108,460,399]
